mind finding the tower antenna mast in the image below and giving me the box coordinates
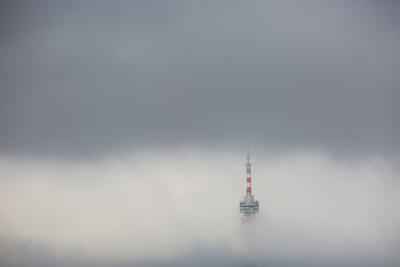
[240,152,259,222]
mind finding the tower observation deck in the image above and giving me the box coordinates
[239,154,259,218]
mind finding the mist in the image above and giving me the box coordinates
[0,151,399,267]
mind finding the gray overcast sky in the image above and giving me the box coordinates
[1,1,399,158]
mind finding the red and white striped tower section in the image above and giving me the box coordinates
[246,154,252,197]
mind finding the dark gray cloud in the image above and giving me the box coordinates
[1,1,399,158]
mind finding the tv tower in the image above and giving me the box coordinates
[240,153,259,221]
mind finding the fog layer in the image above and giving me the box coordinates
[1,151,399,267]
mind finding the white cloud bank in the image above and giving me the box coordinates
[0,151,399,266]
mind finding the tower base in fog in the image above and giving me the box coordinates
[240,194,259,223]
[240,199,259,223]
[240,198,259,217]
